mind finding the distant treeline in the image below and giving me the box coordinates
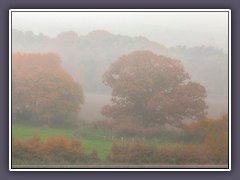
[12,29,228,98]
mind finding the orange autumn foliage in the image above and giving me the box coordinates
[102,50,207,128]
[13,135,85,164]
[184,114,228,141]
[12,53,84,127]
[184,115,228,164]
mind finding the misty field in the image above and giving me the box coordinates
[12,124,73,140]
[12,123,183,161]
[80,93,227,122]
[12,124,112,160]
[11,11,229,169]
[12,114,228,167]
[80,93,111,122]
[11,53,229,167]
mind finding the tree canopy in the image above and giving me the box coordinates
[102,50,207,128]
[12,53,84,128]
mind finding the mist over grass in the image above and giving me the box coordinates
[11,11,229,168]
[12,115,228,166]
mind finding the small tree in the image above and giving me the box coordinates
[102,50,207,128]
[12,53,84,128]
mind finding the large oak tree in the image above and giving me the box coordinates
[12,53,84,128]
[102,51,207,128]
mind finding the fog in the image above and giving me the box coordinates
[12,11,229,121]
[12,11,228,51]
[11,11,229,168]
[11,11,229,125]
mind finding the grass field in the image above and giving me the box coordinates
[12,123,181,160]
[12,124,73,140]
[12,123,184,160]
[12,124,112,160]
[11,122,228,166]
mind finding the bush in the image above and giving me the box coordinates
[202,132,228,164]
[108,141,157,164]
[183,115,228,164]
[184,114,228,143]
[12,133,45,163]
[12,134,88,165]
[155,144,209,165]
[43,136,84,163]
[108,135,228,165]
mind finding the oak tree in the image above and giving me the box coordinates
[102,51,207,128]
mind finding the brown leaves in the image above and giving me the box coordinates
[13,135,85,164]
[102,50,207,128]
[12,53,84,127]
[184,115,228,164]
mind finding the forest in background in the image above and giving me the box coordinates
[12,29,228,95]
[11,29,229,167]
[12,29,228,121]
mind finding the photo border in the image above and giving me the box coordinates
[9,9,231,172]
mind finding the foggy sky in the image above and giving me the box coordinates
[12,11,229,50]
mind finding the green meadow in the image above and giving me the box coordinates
[12,124,112,160]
